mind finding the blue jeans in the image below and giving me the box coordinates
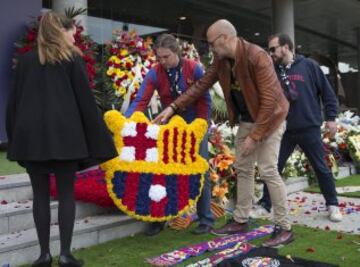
[260,127,339,211]
[196,135,215,226]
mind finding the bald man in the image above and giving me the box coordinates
[154,19,294,247]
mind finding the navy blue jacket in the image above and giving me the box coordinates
[276,55,338,131]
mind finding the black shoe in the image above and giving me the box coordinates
[32,253,52,267]
[262,225,295,248]
[58,254,84,267]
[145,222,165,236]
[192,224,213,235]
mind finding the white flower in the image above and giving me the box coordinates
[145,148,158,162]
[145,124,160,140]
[120,146,135,162]
[330,142,338,149]
[121,122,137,137]
[136,40,143,48]
[121,79,130,87]
[149,184,167,202]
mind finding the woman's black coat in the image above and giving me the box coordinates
[6,50,118,170]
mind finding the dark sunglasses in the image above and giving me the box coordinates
[268,45,281,53]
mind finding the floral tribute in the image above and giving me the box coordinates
[14,15,98,89]
[105,30,155,109]
[180,40,200,62]
[101,110,208,221]
[50,168,114,207]
[208,123,237,203]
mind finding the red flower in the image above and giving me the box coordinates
[336,233,343,239]
[306,247,315,253]
[26,31,36,42]
[109,48,118,55]
[17,45,33,54]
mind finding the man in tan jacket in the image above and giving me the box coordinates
[154,19,294,247]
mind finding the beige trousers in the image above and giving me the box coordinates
[233,121,291,230]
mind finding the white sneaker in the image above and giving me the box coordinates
[328,205,343,222]
[249,206,272,219]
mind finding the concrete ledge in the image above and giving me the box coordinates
[0,200,114,235]
[0,173,32,203]
[0,214,146,266]
[285,176,309,194]
[336,165,357,179]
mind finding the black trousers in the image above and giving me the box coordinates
[259,127,338,211]
[28,169,77,256]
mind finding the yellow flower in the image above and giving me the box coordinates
[217,159,233,171]
[109,55,119,62]
[116,69,125,78]
[106,68,114,76]
[210,171,220,182]
[120,49,128,57]
[127,72,134,80]
[212,185,228,199]
[119,87,126,95]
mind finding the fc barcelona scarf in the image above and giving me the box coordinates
[146,225,273,266]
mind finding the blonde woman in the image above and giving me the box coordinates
[6,12,117,267]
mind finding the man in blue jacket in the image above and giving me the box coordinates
[251,33,342,222]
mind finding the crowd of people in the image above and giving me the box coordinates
[6,11,341,267]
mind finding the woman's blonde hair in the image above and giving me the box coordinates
[37,11,81,64]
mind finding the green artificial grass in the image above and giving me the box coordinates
[306,175,360,198]
[19,218,360,267]
[0,151,25,175]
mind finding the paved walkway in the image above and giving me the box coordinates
[287,191,360,234]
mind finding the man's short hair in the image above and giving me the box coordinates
[154,33,180,54]
[269,33,294,51]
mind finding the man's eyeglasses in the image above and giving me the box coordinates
[208,34,223,47]
[268,45,281,53]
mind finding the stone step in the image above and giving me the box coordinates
[0,173,32,203]
[335,165,357,179]
[285,176,309,194]
[0,213,146,267]
[0,199,115,235]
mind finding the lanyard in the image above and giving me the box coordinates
[166,59,183,100]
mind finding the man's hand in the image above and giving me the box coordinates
[326,121,337,138]
[152,106,175,124]
[240,136,257,156]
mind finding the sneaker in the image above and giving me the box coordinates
[249,206,272,219]
[328,205,343,222]
[262,225,294,248]
[211,220,249,236]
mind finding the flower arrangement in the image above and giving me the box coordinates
[208,122,237,203]
[281,111,360,183]
[14,12,98,89]
[104,30,155,111]
[100,110,208,221]
[180,40,200,62]
[50,168,115,207]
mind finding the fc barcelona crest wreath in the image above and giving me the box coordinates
[101,111,209,221]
